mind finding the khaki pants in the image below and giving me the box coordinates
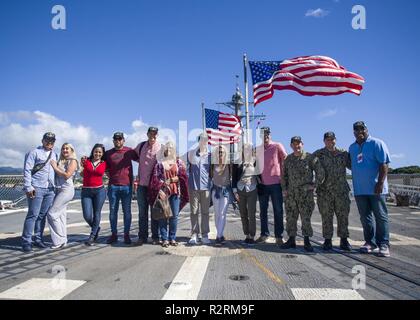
[189,190,210,237]
[238,189,257,237]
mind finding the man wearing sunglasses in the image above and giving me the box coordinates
[21,132,58,252]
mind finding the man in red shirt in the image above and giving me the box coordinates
[105,132,139,245]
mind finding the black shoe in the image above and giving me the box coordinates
[33,241,48,249]
[85,237,95,246]
[281,237,296,249]
[304,236,314,252]
[215,238,222,246]
[94,227,101,241]
[22,245,33,253]
[106,233,118,244]
[340,238,352,251]
[136,238,145,246]
[247,239,256,245]
[124,234,132,245]
[323,239,333,251]
[220,236,226,244]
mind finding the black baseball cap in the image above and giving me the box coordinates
[43,132,56,142]
[148,127,158,133]
[291,136,302,144]
[353,121,367,130]
[324,131,336,140]
[113,132,125,140]
[260,127,271,135]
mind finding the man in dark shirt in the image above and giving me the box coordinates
[105,132,138,245]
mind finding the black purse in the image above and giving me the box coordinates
[31,151,53,176]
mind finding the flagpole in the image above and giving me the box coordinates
[243,53,250,144]
[201,102,205,133]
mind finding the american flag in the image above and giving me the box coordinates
[249,55,365,106]
[205,108,242,145]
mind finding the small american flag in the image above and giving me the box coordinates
[205,108,242,145]
[249,55,365,106]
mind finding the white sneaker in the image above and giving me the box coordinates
[188,235,198,245]
[201,236,211,245]
[378,244,390,257]
[50,243,66,250]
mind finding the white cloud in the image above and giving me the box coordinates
[0,111,174,168]
[305,8,329,18]
[391,153,406,159]
[0,111,99,167]
[318,108,338,119]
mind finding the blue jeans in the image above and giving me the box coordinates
[81,187,106,238]
[137,186,159,240]
[22,187,55,246]
[159,195,180,241]
[258,184,284,238]
[355,195,390,247]
[108,185,132,234]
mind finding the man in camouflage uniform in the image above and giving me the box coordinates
[281,136,325,252]
[314,132,352,251]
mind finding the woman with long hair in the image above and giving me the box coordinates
[48,143,78,249]
[80,144,107,246]
[210,144,233,246]
[148,141,189,247]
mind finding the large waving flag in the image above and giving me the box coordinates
[205,108,242,145]
[249,55,365,105]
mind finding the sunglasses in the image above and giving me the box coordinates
[113,138,123,141]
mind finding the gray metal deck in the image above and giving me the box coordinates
[0,199,419,300]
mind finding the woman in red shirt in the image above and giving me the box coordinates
[80,144,107,246]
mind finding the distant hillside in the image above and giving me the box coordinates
[389,166,420,174]
[0,167,22,175]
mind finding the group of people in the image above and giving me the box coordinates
[21,121,392,258]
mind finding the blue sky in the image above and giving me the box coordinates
[0,0,419,168]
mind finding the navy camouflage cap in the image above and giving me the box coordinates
[290,136,302,144]
[324,131,336,140]
[353,121,367,130]
[147,126,158,133]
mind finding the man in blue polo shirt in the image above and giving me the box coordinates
[349,121,391,257]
